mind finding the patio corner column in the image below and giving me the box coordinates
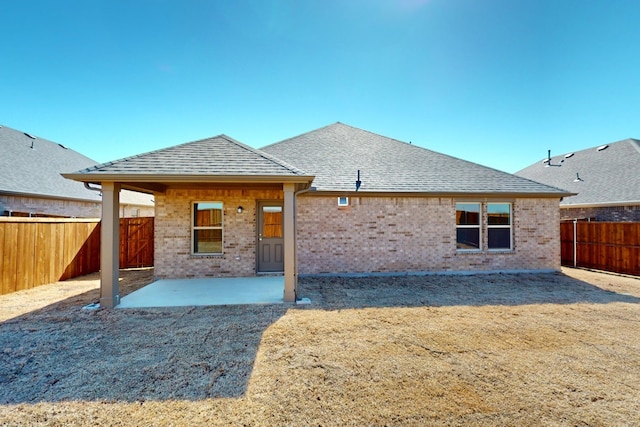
[100,182,121,308]
[283,183,296,302]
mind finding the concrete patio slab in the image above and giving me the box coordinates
[117,276,284,308]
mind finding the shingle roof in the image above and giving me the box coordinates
[515,138,640,206]
[0,125,153,206]
[69,134,309,179]
[261,122,569,196]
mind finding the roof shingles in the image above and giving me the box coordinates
[262,122,569,195]
[77,135,308,177]
[516,139,640,205]
[0,125,152,205]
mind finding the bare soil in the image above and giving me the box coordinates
[0,268,638,426]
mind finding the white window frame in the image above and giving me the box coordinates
[338,196,349,207]
[192,201,223,255]
[487,202,512,251]
[456,202,482,251]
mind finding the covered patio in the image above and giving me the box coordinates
[117,275,285,308]
[63,135,314,308]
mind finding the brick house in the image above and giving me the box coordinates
[516,138,640,222]
[0,125,154,218]
[64,123,570,307]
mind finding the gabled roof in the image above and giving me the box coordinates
[0,125,152,206]
[64,135,314,192]
[261,122,570,197]
[515,138,640,207]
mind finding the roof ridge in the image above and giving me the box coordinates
[627,138,640,154]
[78,134,232,173]
[217,135,310,176]
[546,137,640,161]
[261,122,341,149]
[261,121,418,152]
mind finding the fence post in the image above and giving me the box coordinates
[573,219,577,267]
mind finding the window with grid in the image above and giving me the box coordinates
[192,202,223,254]
[456,202,481,250]
[487,203,511,250]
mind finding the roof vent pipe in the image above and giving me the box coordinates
[545,150,561,167]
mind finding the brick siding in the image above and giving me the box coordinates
[561,205,640,222]
[0,195,102,218]
[0,195,154,218]
[296,196,561,274]
[155,190,561,279]
[154,187,282,279]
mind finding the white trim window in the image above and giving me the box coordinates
[338,196,349,207]
[487,203,512,250]
[456,202,481,250]
[192,202,223,254]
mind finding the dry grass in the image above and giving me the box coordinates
[1,268,639,426]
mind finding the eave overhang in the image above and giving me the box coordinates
[0,189,101,204]
[61,173,316,194]
[301,189,576,199]
[560,200,640,209]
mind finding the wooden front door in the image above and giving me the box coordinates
[257,201,284,272]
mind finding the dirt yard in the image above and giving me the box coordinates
[0,268,638,426]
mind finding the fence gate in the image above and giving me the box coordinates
[119,217,154,268]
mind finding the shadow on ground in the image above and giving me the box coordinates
[1,270,637,404]
[0,302,288,404]
[297,271,640,309]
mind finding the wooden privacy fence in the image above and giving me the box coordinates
[0,217,154,295]
[561,221,640,276]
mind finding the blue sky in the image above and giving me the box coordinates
[1,0,639,173]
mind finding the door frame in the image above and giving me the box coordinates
[256,200,285,273]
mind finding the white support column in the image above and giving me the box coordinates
[283,183,296,302]
[100,182,121,308]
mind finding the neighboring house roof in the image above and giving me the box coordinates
[0,125,153,207]
[261,122,570,196]
[63,135,314,192]
[515,138,640,207]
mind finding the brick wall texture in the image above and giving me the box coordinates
[561,205,640,222]
[296,196,561,274]
[0,195,102,218]
[154,187,282,279]
[0,195,155,218]
[154,189,561,279]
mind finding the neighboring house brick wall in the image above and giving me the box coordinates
[295,196,560,274]
[560,205,640,222]
[120,205,156,218]
[154,187,282,279]
[0,195,155,218]
[0,195,102,218]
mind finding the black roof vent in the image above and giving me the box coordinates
[597,144,608,151]
[24,133,36,139]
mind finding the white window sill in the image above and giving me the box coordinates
[190,253,224,258]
